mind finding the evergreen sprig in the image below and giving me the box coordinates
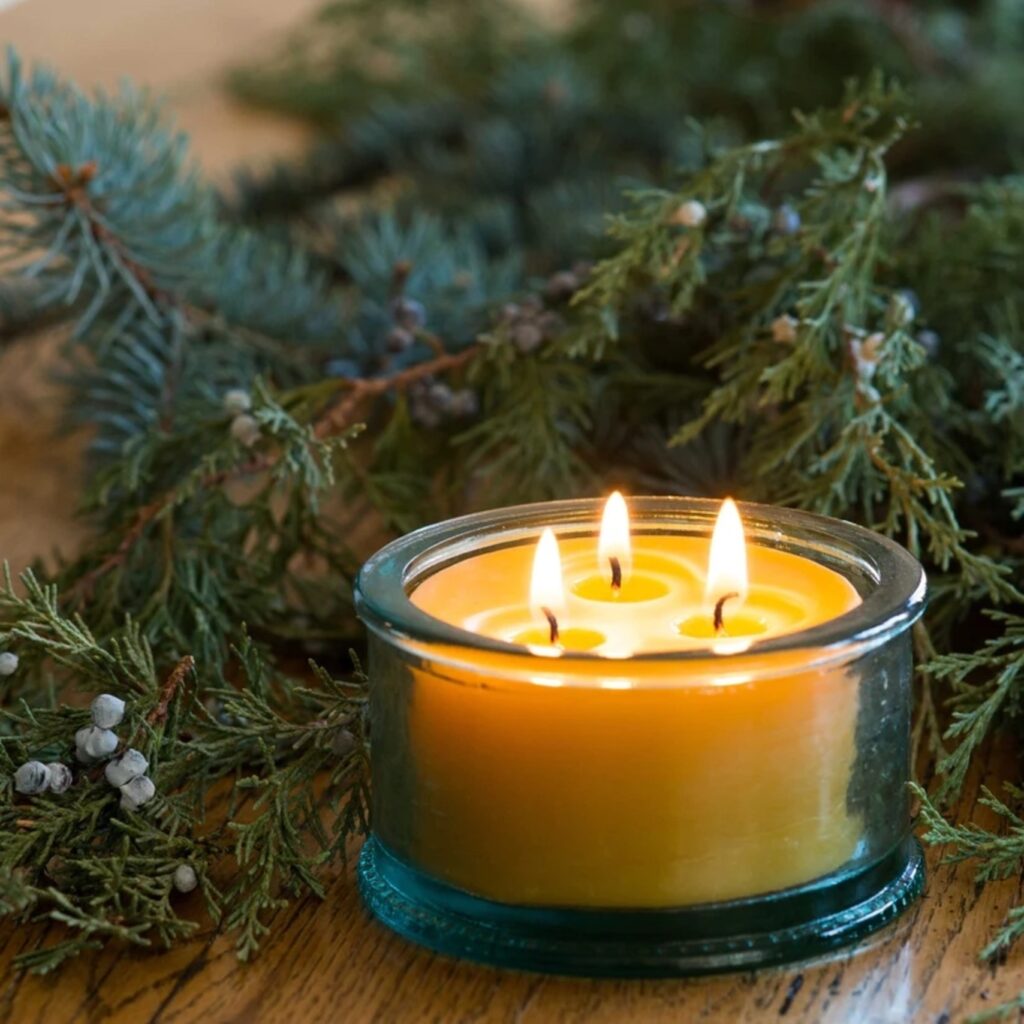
[0,568,367,971]
[2,0,1024,991]
[914,782,1024,962]
[927,613,1024,801]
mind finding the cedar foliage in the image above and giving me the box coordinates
[0,0,1023,992]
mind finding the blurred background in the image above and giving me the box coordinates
[2,0,1021,570]
[0,0,323,174]
[0,0,329,567]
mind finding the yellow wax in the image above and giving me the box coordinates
[403,535,863,907]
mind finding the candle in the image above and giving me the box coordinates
[397,496,863,905]
[447,494,859,657]
[356,496,926,972]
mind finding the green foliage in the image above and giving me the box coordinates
[1,0,1024,989]
[927,613,1024,800]
[228,0,537,127]
[0,570,367,971]
[458,334,595,503]
[914,781,1024,963]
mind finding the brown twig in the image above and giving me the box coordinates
[313,342,480,439]
[54,161,186,426]
[53,161,172,307]
[53,163,484,597]
[111,654,195,761]
[148,655,195,726]
[54,158,483,426]
[73,497,166,602]
[68,344,481,601]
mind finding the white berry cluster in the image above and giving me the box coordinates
[13,760,72,796]
[224,389,261,448]
[76,692,124,762]
[8,657,77,796]
[106,749,154,811]
[75,693,157,811]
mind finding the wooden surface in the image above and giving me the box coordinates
[1,753,1023,1024]
[1,3,1022,1022]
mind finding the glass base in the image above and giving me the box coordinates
[358,835,924,977]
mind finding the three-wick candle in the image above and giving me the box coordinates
[404,495,863,906]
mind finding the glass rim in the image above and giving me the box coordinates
[355,496,926,670]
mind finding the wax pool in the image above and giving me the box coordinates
[380,534,863,907]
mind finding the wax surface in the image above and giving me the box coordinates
[395,534,864,907]
[414,536,859,654]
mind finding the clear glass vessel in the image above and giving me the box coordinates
[355,497,926,976]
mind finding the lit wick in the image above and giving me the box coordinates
[609,556,622,592]
[541,606,560,645]
[599,491,630,595]
[531,527,565,646]
[713,592,739,634]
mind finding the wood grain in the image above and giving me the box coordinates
[0,2,1022,1022]
[1,749,1022,1023]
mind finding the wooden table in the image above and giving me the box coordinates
[1,3,1021,1020]
[0,752,1021,1024]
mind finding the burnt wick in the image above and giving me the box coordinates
[609,556,622,592]
[713,592,740,633]
[541,606,560,645]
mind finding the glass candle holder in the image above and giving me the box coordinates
[355,497,926,976]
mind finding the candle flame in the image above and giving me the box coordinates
[705,498,748,608]
[530,527,566,618]
[598,491,631,585]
